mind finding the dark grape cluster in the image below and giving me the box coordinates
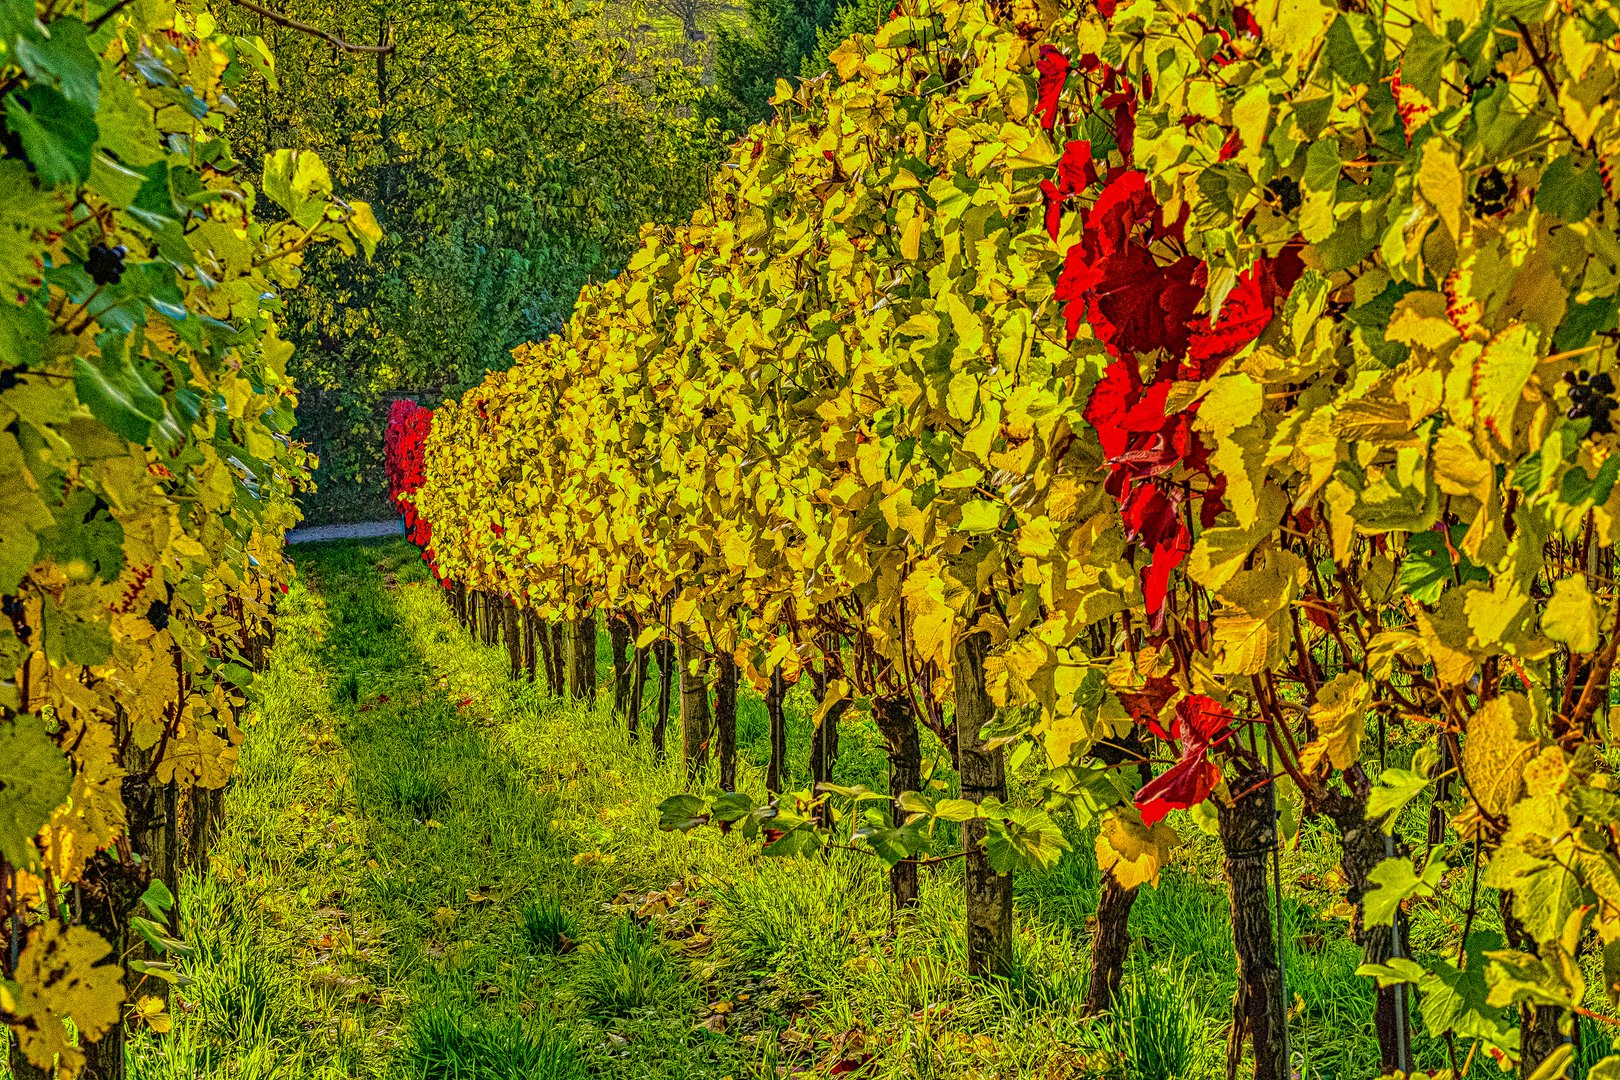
[86,243,128,286]
[145,599,170,631]
[1471,168,1509,216]
[1565,368,1617,435]
[1265,175,1301,214]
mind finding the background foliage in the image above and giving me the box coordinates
[216,0,725,522]
[703,0,888,132]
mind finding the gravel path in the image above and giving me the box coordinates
[286,519,404,545]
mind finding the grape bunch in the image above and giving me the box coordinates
[1471,167,1510,217]
[1564,368,1617,435]
[86,243,128,286]
[1264,175,1301,214]
[145,599,170,631]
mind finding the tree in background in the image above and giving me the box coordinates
[216,0,723,522]
[641,0,729,44]
[704,0,833,129]
[703,0,888,134]
[799,0,886,80]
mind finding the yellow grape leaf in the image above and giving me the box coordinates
[133,994,172,1033]
[36,720,127,884]
[123,651,179,751]
[811,679,850,729]
[10,922,125,1075]
[1193,373,1264,438]
[1212,549,1302,675]
[1463,577,1537,654]
[1096,806,1179,890]
[1417,139,1464,243]
[900,208,924,261]
[1542,574,1600,654]
[64,720,126,847]
[1385,291,1460,351]
[1414,589,1479,687]
[155,723,235,789]
[1040,709,1092,767]
[1471,324,1539,449]
[1461,692,1539,819]
[1300,672,1370,772]
[1187,486,1287,592]
[345,200,383,259]
[1429,425,1492,503]
[1212,613,1275,676]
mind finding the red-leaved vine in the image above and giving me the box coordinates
[386,399,441,580]
[1044,27,1299,821]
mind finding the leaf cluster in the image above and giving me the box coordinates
[0,1,373,1069]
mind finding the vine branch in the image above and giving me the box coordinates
[223,0,395,53]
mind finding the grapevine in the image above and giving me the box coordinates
[0,2,379,1072]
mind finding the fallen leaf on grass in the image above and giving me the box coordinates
[134,995,171,1033]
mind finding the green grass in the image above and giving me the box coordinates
[4,535,1584,1079]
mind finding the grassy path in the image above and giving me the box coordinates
[112,538,1543,1080]
[139,540,758,1078]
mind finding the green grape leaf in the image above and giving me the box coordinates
[262,149,334,228]
[0,714,73,868]
[36,488,125,583]
[1414,957,1513,1045]
[0,0,32,49]
[1364,849,1446,926]
[5,83,98,187]
[1322,13,1378,85]
[1398,527,1487,604]
[1401,23,1454,101]
[709,791,755,823]
[40,590,112,666]
[139,879,175,920]
[1536,155,1604,223]
[92,59,164,167]
[0,291,49,367]
[655,793,708,832]
[0,161,63,301]
[1366,766,1430,833]
[72,353,166,443]
[760,821,823,857]
[213,661,255,690]
[983,805,1070,873]
[0,429,51,592]
[14,18,101,110]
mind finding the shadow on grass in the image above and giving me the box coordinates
[107,537,1532,1080]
